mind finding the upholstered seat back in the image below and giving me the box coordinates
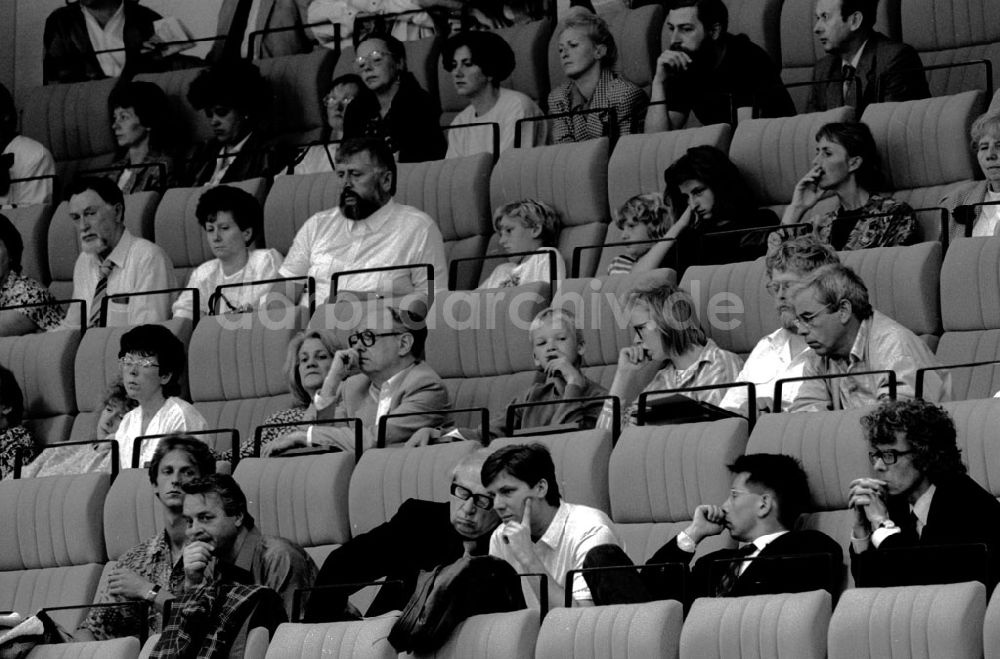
[535,601,684,659]
[258,49,336,148]
[262,171,343,255]
[265,616,399,659]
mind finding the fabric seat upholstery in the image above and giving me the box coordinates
[4,203,54,285]
[535,600,683,659]
[26,637,140,659]
[257,49,336,148]
[406,609,539,659]
[264,615,399,658]
[261,171,342,256]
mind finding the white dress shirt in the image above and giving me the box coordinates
[82,2,127,78]
[173,249,283,318]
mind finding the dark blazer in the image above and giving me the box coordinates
[209,0,313,61]
[184,132,290,187]
[850,473,1000,589]
[806,31,930,113]
[645,530,843,601]
[302,499,492,622]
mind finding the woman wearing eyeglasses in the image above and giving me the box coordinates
[115,325,207,470]
[342,33,446,163]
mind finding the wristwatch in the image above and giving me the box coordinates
[875,518,897,531]
[145,584,162,602]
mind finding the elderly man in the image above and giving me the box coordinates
[789,263,948,411]
[304,449,500,622]
[66,177,175,328]
[278,137,447,305]
[848,399,1000,588]
[263,301,449,454]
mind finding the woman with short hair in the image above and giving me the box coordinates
[943,111,1000,239]
[107,81,175,194]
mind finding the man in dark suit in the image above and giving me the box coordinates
[848,399,1000,589]
[583,453,842,605]
[806,0,929,113]
[302,449,500,622]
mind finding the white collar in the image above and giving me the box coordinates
[910,483,936,527]
[749,529,788,553]
[842,39,869,70]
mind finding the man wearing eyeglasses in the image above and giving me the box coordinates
[788,262,948,412]
[302,449,499,622]
[848,399,1000,588]
[262,301,448,455]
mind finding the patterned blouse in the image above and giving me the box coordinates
[78,531,184,640]
[810,194,917,250]
[547,68,648,143]
[221,406,312,460]
[0,425,36,479]
[0,272,64,330]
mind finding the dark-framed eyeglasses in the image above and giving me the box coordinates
[450,483,494,510]
[868,449,913,466]
[347,330,403,348]
[793,303,837,329]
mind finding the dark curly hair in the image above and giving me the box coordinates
[187,60,270,129]
[860,399,966,483]
[442,30,516,84]
[664,145,757,227]
[729,453,811,528]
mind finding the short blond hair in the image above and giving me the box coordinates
[493,199,562,247]
[614,193,673,239]
[530,307,585,348]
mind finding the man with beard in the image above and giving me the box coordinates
[644,0,793,133]
[720,236,839,414]
[278,137,446,306]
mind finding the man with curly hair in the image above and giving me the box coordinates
[847,399,1000,588]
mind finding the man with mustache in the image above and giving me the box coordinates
[720,235,839,414]
[645,0,793,133]
[278,136,447,306]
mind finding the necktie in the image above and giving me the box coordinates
[842,64,858,108]
[714,543,757,596]
[88,260,114,328]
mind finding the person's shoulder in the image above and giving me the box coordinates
[408,360,446,384]
[777,529,843,554]
[868,193,911,214]
[130,233,172,260]
[388,201,435,228]
[395,498,448,518]
[45,3,80,24]
[939,473,1000,506]
[563,501,614,527]
[868,30,914,55]
[499,87,541,111]
[726,33,773,62]
[187,258,221,281]
[8,135,52,159]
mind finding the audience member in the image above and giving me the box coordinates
[607,193,673,276]
[645,0,793,133]
[548,8,648,143]
[115,325,208,469]
[599,273,742,429]
[409,308,608,445]
[42,0,193,84]
[0,214,64,334]
[279,137,447,305]
[586,454,842,604]
[789,263,948,411]
[76,436,216,641]
[479,200,565,289]
[483,443,621,609]
[848,399,1000,588]
[66,177,175,328]
[185,60,289,186]
[0,366,35,480]
[98,380,139,439]
[0,84,55,210]
[633,146,778,277]
[780,122,916,250]
[210,0,314,60]
[106,81,175,194]
[171,185,282,318]
[287,74,377,175]
[720,236,840,414]
[179,474,318,616]
[443,30,545,158]
[303,449,500,622]
[342,34,446,163]
[308,0,463,47]
[943,111,1000,239]
[263,302,449,454]
[807,0,929,113]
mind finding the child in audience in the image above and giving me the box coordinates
[479,200,566,289]
[408,307,608,445]
[607,193,673,276]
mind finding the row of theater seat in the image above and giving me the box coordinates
[6,87,990,305]
[7,396,1000,657]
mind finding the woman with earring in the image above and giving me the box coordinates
[106,81,175,194]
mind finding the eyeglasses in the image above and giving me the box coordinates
[119,356,160,370]
[347,330,403,348]
[355,50,389,68]
[765,280,798,295]
[793,304,836,329]
[323,92,355,108]
[868,449,913,466]
[451,483,494,511]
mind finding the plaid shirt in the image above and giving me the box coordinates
[547,68,648,143]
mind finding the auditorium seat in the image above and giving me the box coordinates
[600,126,731,276]
[746,407,873,589]
[535,600,683,659]
[4,203,54,285]
[936,238,1000,400]
[262,172,342,256]
[491,429,613,514]
[264,614,399,659]
[153,178,271,287]
[986,585,1000,659]
[0,472,109,631]
[828,581,986,659]
[396,153,493,290]
[717,0,784,65]
[608,419,747,564]
[234,453,353,565]
[489,137,610,279]
[942,399,1000,497]
[991,89,1000,113]
[405,609,539,659]
[0,327,80,445]
[347,441,479,536]
[134,67,210,158]
[47,191,161,300]
[679,590,831,659]
[26,637,140,659]
[102,467,164,570]
[257,49,337,148]
[139,627,269,659]
[899,0,1000,99]
[861,90,984,242]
